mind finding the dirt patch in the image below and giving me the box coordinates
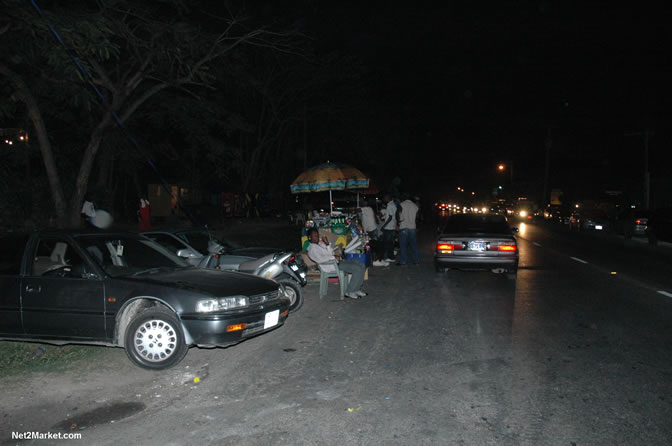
[52,401,146,432]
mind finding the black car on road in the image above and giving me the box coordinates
[0,231,290,370]
[435,213,519,279]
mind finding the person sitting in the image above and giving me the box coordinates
[306,227,368,299]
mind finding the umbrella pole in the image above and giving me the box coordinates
[329,189,333,214]
[357,192,360,208]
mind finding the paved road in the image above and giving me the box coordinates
[2,222,671,445]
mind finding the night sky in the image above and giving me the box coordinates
[277,1,671,206]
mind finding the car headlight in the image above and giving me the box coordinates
[196,296,249,312]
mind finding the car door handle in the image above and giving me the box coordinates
[25,284,42,293]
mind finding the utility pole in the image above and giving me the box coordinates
[625,129,653,210]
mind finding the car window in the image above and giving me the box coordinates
[176,230,242,253]
[144,233,188,254]
[176,231,210,254]
[0,233,29,275]
[76,234,189,277]
[30,237,88,278]
[442,214,511,234]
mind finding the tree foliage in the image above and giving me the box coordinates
[1,0,374,226]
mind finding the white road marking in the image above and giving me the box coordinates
[533,242,541,247]
[570,257,588,264]
[657,290,672,298]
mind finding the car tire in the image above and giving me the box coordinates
[125,307,189,370]
[278,279,304,313]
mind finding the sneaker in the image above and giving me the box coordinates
[345,292,361,299]
[355,290,368,297]
[372,260,387,267]
[385,258,396,263]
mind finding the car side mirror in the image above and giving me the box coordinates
[176,248,199,258]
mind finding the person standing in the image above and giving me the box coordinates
[138,197,152,231]
[81,198,96,227]
[360,200,387,266]
[398,193,420,265]
[360,200,378,234]
[381,194,398,262]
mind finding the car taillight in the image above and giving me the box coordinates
[288,256,295,264]
[488,242,517,252]
[437,242,463,252]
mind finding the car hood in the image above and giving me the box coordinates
[122,268,278,297]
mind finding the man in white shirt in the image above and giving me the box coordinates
[306,228,368,299]
[381,194,398,262]
[360,200,388,266]
[360,200,378,233]
[398,194,420,265]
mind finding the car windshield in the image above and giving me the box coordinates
[176,230,243,254]
[441,214,511,234]
[75,234,190,277]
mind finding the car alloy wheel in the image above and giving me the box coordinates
[125,307,188,370]
[135,319,177,361]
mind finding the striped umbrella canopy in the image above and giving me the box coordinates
[290,162,369,213]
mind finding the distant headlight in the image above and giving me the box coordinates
[519,211,527,217]
[196,296,249,312]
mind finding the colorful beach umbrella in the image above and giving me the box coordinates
[290,162,369,214]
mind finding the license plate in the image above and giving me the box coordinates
[290,264,299,271]
[468,241,486,251]
[595,225,603,230]
[264,309,279,329]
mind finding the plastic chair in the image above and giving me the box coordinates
[315,259,349,300]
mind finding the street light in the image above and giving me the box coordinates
[497,162,513,183]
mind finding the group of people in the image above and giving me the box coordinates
[362,193,420,267]
[306,192,420,300]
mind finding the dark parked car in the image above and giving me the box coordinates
[646,207,672,245]
[569,208,610,232]
[434,213,519,279]
[0,231,290,370]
